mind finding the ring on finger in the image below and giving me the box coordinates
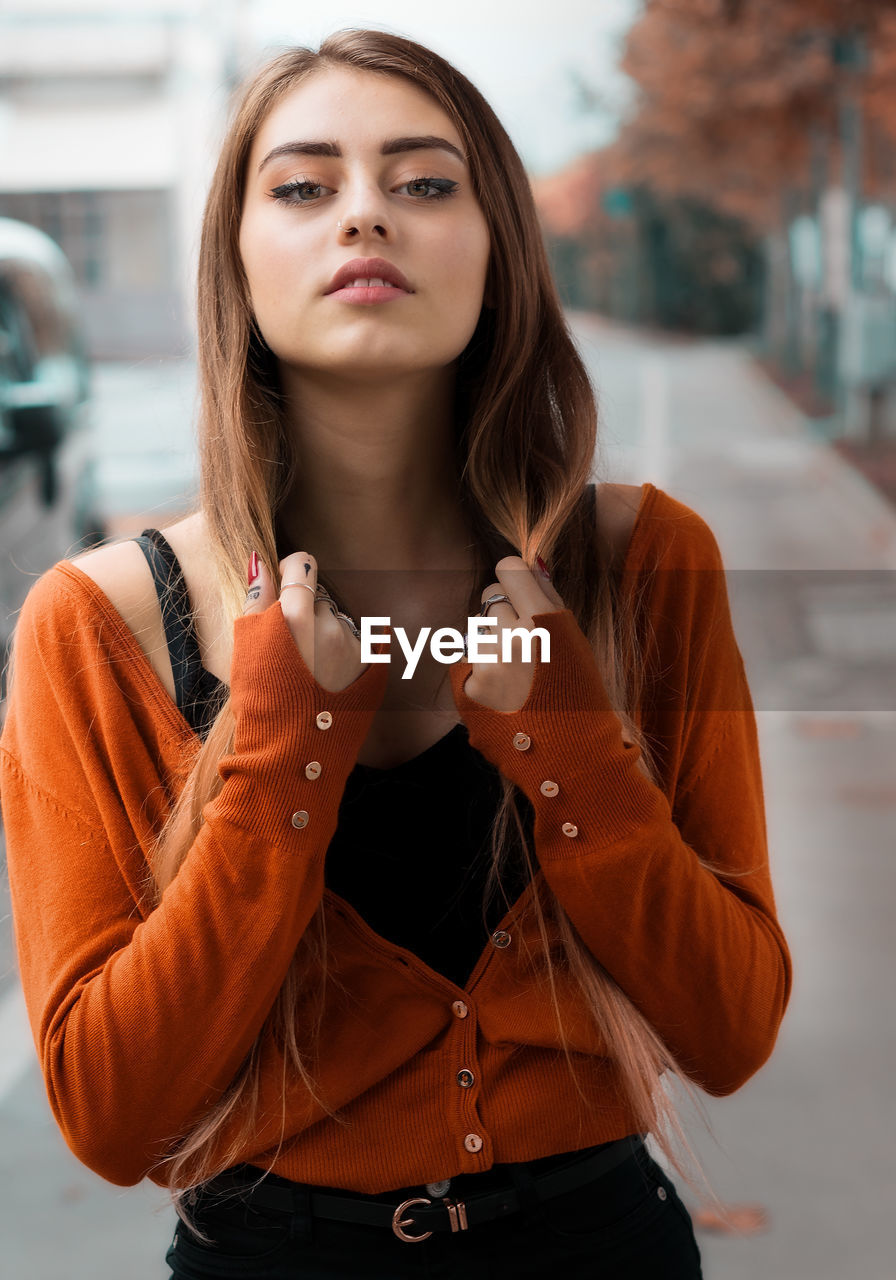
[478,593,514,617]
[330,608,361,639]
[279,582,360,638]
[313,594,361,638]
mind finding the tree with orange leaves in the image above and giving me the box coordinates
[616,0,896,230]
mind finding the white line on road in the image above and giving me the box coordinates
[640,354,670,489]
[0,982,34,1102]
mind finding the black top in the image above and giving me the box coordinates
[134,531,532,988]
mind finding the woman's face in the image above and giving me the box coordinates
[239,67,491,381]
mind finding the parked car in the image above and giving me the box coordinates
[0,217,105,694]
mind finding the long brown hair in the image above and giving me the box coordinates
[146,28,738,1234]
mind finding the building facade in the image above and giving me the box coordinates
[0,1,247,358]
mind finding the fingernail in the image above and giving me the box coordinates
[536,555,551,579]
[248,551,260,586]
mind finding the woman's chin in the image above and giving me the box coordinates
[282,350,455,385]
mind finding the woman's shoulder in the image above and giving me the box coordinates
[597,481,726,574]
[26,512,213,701]
[70,537,169,675]
[593,481,644,566]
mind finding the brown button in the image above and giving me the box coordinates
[452,1000,469,1019]
[291,810,309,829]
[464,1133,483,1153]
[512,732,531,751]
[305,761,322,780]
[316,711,332,730]
[456,1069,475,1088]
[540,780,559,797]
[491,930,511,949]
[562,823,578,838]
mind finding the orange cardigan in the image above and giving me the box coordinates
[0,484,792,1192]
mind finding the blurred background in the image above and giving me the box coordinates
[0,1,893,1276]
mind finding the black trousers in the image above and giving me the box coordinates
[165,1139,704,1278]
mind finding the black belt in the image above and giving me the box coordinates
[204,1134,645,1245]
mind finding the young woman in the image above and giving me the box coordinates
[0,29,792,1279]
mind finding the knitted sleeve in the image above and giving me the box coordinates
[0,571,388,1185]
[449,502,792,1096]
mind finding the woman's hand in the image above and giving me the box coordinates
[459,555,567,712]
[243,550,373,694]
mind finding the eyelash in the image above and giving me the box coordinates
[268,176,460,205]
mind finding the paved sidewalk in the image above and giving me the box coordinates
[570,313,896,1279]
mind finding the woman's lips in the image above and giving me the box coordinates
[327,280,411,305]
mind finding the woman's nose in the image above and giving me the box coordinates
[335,175,394,241]
[337,218,387,240]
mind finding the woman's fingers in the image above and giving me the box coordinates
[460,558,565,713]
[278,551,318,616]
[462,577,535,712]
[493,555,565,616]
[275,551,319,675]
[243,551,277,614]
[277,552,369,693]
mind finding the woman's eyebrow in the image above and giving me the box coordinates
[257,135,466,174]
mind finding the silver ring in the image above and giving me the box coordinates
[339,615,362,640]
[478,593,513,617]
[281,581,361,637]
[315,594,362,638]
[324,604,361,639]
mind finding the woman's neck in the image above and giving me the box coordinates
[276,365,475,573]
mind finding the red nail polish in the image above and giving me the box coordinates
[248,551,259,586]
[536,555,551,579]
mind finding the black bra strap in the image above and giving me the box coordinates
[134,529,200,708]
[133,529,225,736]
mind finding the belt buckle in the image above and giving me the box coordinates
[392,1196,432,1243]
[391,1194,470,1243]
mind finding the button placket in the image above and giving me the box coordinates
[506,727,584,842]
[507,730,579,839]
[291,713,334,833]
[449,1002,486,1162]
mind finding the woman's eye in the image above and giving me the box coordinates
[269,179,329,204]
[401,177,459,201]
[268,176,460,205]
